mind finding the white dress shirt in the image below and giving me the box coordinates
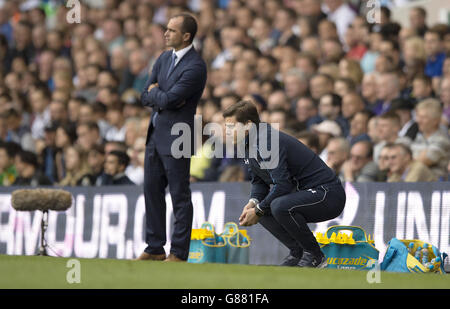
[172,44,193,67]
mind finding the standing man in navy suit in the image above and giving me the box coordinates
[136,13,207,262]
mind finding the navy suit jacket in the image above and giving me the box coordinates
[141,47,207,156]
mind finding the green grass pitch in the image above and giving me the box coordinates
[0,254,448,289]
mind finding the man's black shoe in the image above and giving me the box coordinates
[298,251,327,268]
[280,254,302,266]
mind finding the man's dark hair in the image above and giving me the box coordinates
[58,123,78,144]
[379,110,401,125]
[0,34,8,49]
[426,26,447,41]
[4,108,20,118]
[355,110,375,121]
[312,73,335,85]
[171,13,198,44]
[412,6,427,18]
[354,140,373,159]
[109,150,130,168]
[77,121,99,132]
[89,143,105,156]
[105,141,127,152]
[336,77,356,92]
[33,86,51,101]
[295,131,320,152]
[298,52,318,71]
[260,54,278,66]
[223,100,261,125]
[323,93,342,108]
[380,6,391,20]
[280,7,297,21]
[381,38,400,52]
[16,150,38,168]
[0,141,22,158]
[222,92,241,103]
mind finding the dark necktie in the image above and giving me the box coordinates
[167,53,177,79]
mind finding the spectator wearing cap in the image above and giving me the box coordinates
[411,98,450,179]
[389,98,419,141]
[311,120,342,162]
[373,111,411,163]
[340,140,378,182]
[386,143,436,183]
[13,150,52,186]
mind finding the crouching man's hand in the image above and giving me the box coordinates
[240,207,260,227]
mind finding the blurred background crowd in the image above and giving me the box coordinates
[0,0,449,187]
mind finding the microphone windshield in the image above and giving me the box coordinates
[11,189,73,211]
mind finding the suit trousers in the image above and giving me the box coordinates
[258,179,346,258]
[143,130,193,260]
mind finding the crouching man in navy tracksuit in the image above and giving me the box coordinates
[223,101,346,268]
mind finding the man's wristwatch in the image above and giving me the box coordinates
[248,198,259,206]
[254,204,265,217]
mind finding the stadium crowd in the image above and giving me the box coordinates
[0,0,449,187]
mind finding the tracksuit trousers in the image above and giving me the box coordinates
[259,179,346,258]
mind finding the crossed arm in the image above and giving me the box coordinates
[141,60,206,111]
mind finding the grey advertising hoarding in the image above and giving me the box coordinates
[0,182,449,271]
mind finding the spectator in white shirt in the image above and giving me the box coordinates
[29,87,51,140]
[105,101,126,142]
[322,0,356,44]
